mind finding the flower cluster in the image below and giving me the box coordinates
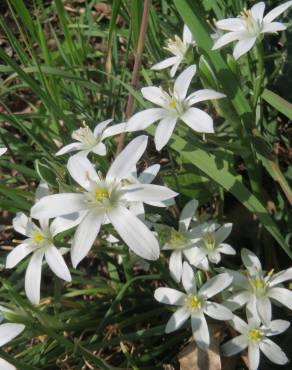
[1,2,292,370]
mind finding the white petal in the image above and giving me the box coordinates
[179,199,198,232]
[224,269,249,289]
[199,273,233,298]
[251,2,265,22]
[93,119,113,137]
[0,323,25,347]
[108,205,160,260]
[0,147,7,156]
[204,301,233,320]
[102,122,126,139]
[123,183,177,202]
[208,251,221,264]
[138,164,160,184]
[229,314,249,334]
[141,86,169,107]
[31,193,86,219]
[241,248,262,275]
[182,261,196,294]
[270,267,292,286]
[215,223,232,244]
[151,57,180,71]
[126,108,165,131]
[129,202,145,219]
[170,61,180,77]
[67,155,99,191]
[71,210,102,268]
[0,358,16,370]
[154,116,177,151]
[25,249,45,305]
[55,142,83,156]
[262,21,286,33]
[221,334,247,356]
[183,25,193,44]
[248,344,260,370]
[263,1,292,23]
[212,31,242,50]
[260,339,289,365]
[216,18,246,32]
[181,107,214,133]
[165,306,190,333]
[174,65,196,100]
[169,250,183,282]
[35,181,50,201]
[256,297,271,325]
[106,135,148,181]
[154,287,186,305]
[191,313,209,350]
[50,211,86,237]
[233,37,257,60]
[92,142,106,156]
[12,212,30,236]
[187,89,226,106]
[217,243,236,255]
[184,246,207,267]
[45,245,71,282]
[268,287,292,309]
[6,242,34,268]
[225,291,251,311]
[267,320,290,336]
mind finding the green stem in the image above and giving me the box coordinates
[252,41,265,108]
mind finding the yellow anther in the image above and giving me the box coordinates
[248,329,263,343]
[169,99,177,109]
[253,279,265,290]
[33,231,43,245]
[267,269,274,278]
[187,295,201,311]
[95,188,109,203]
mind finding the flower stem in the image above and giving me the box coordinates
[252,41,265,109]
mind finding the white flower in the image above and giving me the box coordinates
[154,262,233,350]
[0,322,25,370]
[222,309,290,370]
[126,65,226,151]
[152,25,195,77]
[161,199,201,282]
[6,211,72,305]
[213,1,292,60]
[189,222,235,270]
[31,136,177,267]
[225,248,292,325]
[56,119,125,157]
[0,147,7,156]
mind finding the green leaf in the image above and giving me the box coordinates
[262,89,292,120]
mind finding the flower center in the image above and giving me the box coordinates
[33,231,44,245]
[72,126,97,147]
[169,231,188,249]
[241,9,262,36]
[165,35,186,57]
[248,329,263,343]
[95,188,109,203]
[203,232,216,250]
[168,96,186,116]
[186,294,202,312]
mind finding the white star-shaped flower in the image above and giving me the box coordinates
[161,199,201,282]
[152,25,195,77]
[0,323,25,370]
[189,222,235,270]
[56,119,125,158]
[6,211,72,305]
[31,136,177,267]
[154,262,233,350]
[222,309,290,370]
[213,1,292,59]
[225,248,292,325]
[127,65,226,151]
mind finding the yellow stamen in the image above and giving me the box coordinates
[186,295,201,311]
[248,329,263,343]
[169,99,177,109]
[95,188,109,203]
[33,231,43,245]
[253,279,264,290]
